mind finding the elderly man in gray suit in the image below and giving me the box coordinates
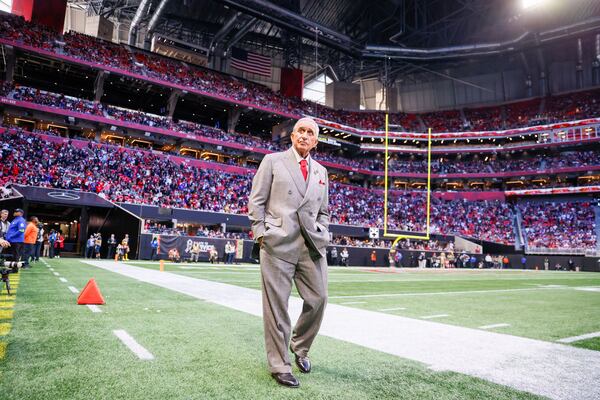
[248,117,329,388]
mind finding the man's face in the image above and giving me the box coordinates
[13,211,22,218]
[291,122,318,157]
[0,211,7,220]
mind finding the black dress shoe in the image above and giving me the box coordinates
[295,354,311,373]
[271,372,300,388]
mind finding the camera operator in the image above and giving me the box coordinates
[6,208,26,265]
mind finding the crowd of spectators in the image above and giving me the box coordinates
[6,85,600,178]
[519,201,597,250]
[2,126,599,248]
[2,13,600,134]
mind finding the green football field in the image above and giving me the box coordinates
[1,258,599,400]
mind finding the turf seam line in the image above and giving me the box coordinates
[113,329,154,360]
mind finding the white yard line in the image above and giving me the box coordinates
[83,260,600,400]
[421,314,449,319]
[479,323,511,330]
[58,277,68,283]
[339,301,366,305]
[557,331,600,344]
[52,272,60,276]
[68,286,79,294]
[86,305,102,313]
[112,330,154,360]
[379,307,407,312]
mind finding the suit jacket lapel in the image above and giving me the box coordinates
[283,148,307,196]
[299,162,321,208]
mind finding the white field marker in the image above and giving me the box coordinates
[59,277,68,283]
[340,301,366,305]
[379,307,407,312]
[421,314,449,319]
[49,268,54,271]
[86,305,102,313]
[113,329,154,360]
[479,323,511,330]
[557,331,600,344]
[52,272,60,276]
[68,286,80,294]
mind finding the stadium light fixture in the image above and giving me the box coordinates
[521,0,549,10]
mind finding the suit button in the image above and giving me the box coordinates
[309,211,314,216]
[317,197,321,201]
[288,190,292,195]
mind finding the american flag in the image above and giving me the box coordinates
[230,47,272,77]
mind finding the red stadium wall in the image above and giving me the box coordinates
[12,0,67,32]
[280,67,304,99]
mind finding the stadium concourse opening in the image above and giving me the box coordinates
[3,185,142,258]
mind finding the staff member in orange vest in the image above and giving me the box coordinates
[23,216,39,268]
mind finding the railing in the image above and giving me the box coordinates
[527,247,591,255]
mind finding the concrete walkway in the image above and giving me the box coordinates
[83,260,600,400]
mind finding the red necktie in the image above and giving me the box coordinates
[300,159,308,181]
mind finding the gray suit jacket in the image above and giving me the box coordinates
[248,148,330,264]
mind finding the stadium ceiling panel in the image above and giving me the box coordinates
[68,0,600,81]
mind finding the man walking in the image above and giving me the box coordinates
[248,117,329,388]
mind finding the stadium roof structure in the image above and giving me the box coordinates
[68,0,600,81]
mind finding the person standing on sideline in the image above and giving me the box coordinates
[150,236,159,261]
[23,216,39,267]
[6,209,26,264]
[42,231,50,258]
[0,210,10,244]
[225,241,235,264]
[34,222,44,261]
[107,234,117,260]
[248,117,329,388]
[330,246,338,266]
[94,233,102,259]
[54,232,64,258]
[48,230,56,258]
[86,235,95,258]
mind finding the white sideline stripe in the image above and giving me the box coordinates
[68,286,80,294]
[329,287,565,299]
[83,260,600,400]
[574,287,600,292]
[52,272,60,276]
[479,323,511,330]
[339,301,366,305]
[557,331,600,343]
[421,314,449,319]
[113,329,154,360]
[86,305,102,313]
[379,307,407,311]
[59,277,68,283]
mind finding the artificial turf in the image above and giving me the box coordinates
[0,258,551,400]
[131,262,600,345]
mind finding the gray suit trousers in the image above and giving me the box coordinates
[260,244,328,374]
